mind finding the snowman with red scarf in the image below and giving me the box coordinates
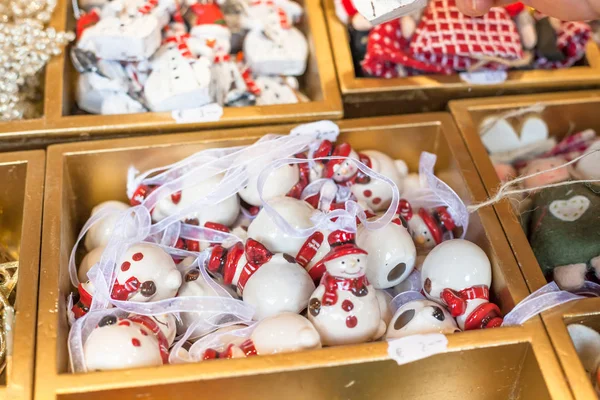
[307,231,386,345]
[324,142,407,212]
[421,239,503,331]
[398,199,458,251]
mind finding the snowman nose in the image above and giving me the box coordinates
[415,236,426,245]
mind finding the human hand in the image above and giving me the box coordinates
[456,0,600,21]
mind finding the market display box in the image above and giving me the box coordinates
[323,0,600,119]
[450,90,600,400]
[0,151,45,400]
[0,0,342,151]
[36,115,571,400]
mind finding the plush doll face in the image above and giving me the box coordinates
[520,157,569,189]
[324,253,368,278]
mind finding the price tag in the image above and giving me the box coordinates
[354,0,428,25]
[459,71,508,85]
[387,333,448,365]
[290,120,340,142]
[172,103,223,124]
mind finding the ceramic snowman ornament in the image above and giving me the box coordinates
[385,293,459,339]
[144,48,213,112]
[421,240,503,331]
[84,314,170,371]
[241,0,303,31]
[398,199,457,251]
[76,60,146,115]
[149,174,241,226]
[247,197,331,280]
[567,324,600,394]
[356,216,416,289]
[237,161,301,208]
[208,239,315,320]
[84,201,131,251]
[254,76,306,105]
[307,231,386,346]
[77,14,162,61]
[186,2,232,54]
[211,54,255,107]
[99,0,177,28]
[110,243,182,302]
[325,143,407,212]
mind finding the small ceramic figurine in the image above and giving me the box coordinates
[149,174,241,226]
[111,243,182,302]
[385,295,459,339]
[208,239,315,320]
[356,215,417,289]
[398,199,457,250]
[79,246,106,283]
[325,142,407,212]
[84,201,130,251]
[247,197,331,280]
[254,76,307,105]
[421,239,503,331]
[307,231,386,346]
[243,26,308,76]
[567,324,600,394]
[84,314,170,371]
[237,162,300,208]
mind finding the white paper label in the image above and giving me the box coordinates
[354,0,427,25]
[171,103,224,124]
[459,71,508,85]
[387,333,448,365]
[290,120,339,141]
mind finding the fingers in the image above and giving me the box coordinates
[456,0,600,20]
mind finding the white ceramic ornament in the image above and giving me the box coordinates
[79,246,106,283]
[208,239,315,320]
[210,57,253,106]
[356,217,416,289]
[398,199,457,250]
[250,312,321,354]
[152,173,240,226]
[99,0,177,27]
[421,239,503,331]
[84,201,130,251]
[76,60,145,115]
[255,76,301,106]
[77,15,162,61]
[243,27,308,76]
[84,314,169,371]
[150,313,177,346]
[385,298,459,339]
[238,163,300,207]
[308,231,386,346]
[144,50,213,112]
[247,197,331,280]
[567,323,600,390]
[375,290,393,325]
[111,243,182,302]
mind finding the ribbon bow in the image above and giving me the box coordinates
[441,285,490,318]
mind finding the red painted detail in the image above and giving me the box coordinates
[363,190,372,198]
[132,338,141,347]
[342,299,354,312]
[118,320,131,327]
[346,315,358,328]
[171,191,182,204]
[121,261,131,271]
[372,197,382,205]
[132,252,144,261]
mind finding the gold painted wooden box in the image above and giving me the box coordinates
[0,0,342,151]
[450,90,600,400]
[0,151,45,400]
[37,115,571,400]
[324,0,600,118]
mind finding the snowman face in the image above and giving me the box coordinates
[332,158,359,182]
[113,243,182,302]
[408,215,436,249]
[385,300,459,339]
[149,314,177,346]
[324,253,368,278]
[84,315,164,371]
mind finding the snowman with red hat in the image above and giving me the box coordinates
[186,2,232,56]
[307,230,386,346]
[207,238,315,320]
[324,142,407,212]
[397,199,457,251]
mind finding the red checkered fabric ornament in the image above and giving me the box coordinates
[361,19,450,77]
[534,20,591,69]
[409,0,524,71]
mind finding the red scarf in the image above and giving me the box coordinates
[321,273,369,306]
[111,276,141,301]
[441,285,490,317]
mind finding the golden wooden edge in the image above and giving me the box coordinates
[0,150,45,400]
[0,0,342,147]
[449,90,600,400]
[35,114,571,399]
[323,0,600,97]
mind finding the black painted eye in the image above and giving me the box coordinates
[357,259,360,263]
[432,306,445,321]
[99,315,117,327]
[341,261,345,265]
[141,281,157,297]
[283,253,297,263]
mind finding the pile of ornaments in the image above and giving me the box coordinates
[68,122,503,372]
[481,113,600,292]
[336,0,592,78]
[73,0,309,115]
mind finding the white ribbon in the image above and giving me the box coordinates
[390,291,426,313]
